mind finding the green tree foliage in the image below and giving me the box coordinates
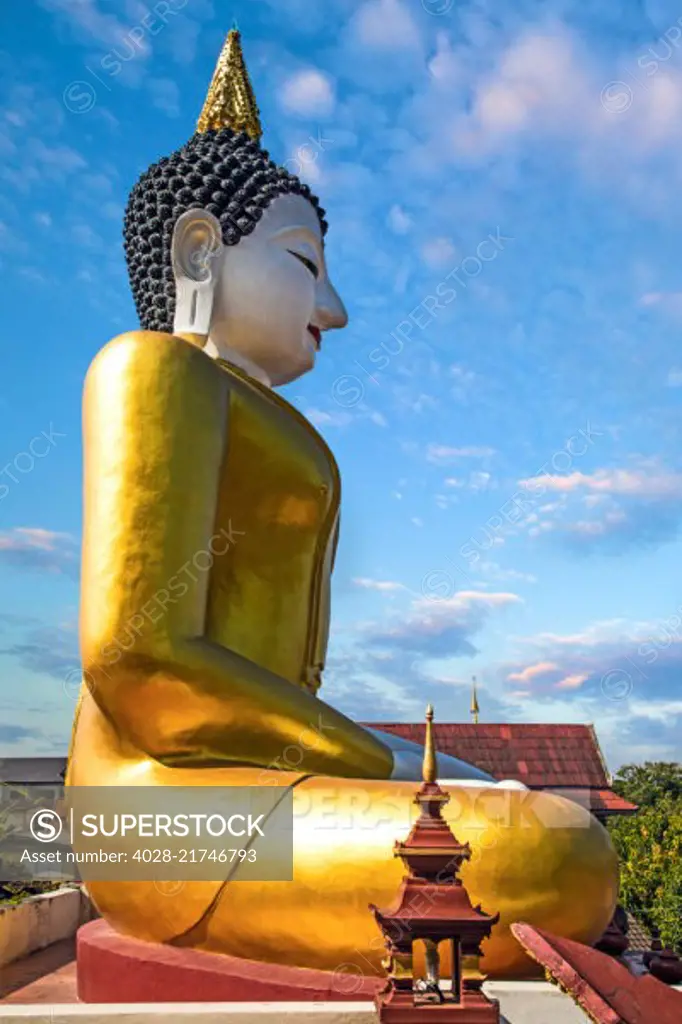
[608,762,682,952]
[612,762,682,808]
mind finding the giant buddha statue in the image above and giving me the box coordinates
[67,30,618,978]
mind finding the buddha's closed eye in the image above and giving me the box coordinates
[287,249,319,280]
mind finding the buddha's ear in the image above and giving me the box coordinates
[171,209,224,339]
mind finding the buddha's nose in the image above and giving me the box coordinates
[315,278,348,331]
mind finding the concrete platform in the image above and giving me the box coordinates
[0,984,598,1022]
[5,942,679,1022]
[0,1002,577,1024]
[0,1007,378,1024]
[0,939,76,1004]
[0,939,601,1021]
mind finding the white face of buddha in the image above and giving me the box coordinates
[206,194,348,387]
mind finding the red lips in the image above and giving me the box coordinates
[307,325,321,349]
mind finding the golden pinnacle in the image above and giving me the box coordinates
[423,704,437,784]
[196,29,263,140]
[471,675,480,725]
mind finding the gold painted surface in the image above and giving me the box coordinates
[74,331,388,778]
[196,30,262,139]
[179,777,618,978]
[69,330,619,978]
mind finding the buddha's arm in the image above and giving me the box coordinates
[80,331,393,780]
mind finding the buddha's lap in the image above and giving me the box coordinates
[84,772,618,977]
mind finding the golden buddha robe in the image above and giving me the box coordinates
[68,331,619,978]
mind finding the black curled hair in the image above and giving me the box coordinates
[123,128,328,333]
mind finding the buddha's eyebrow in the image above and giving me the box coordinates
[270,225,324,258]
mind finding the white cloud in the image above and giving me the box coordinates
[29,140,87,175]
[444,471,493,492]
[19,267,47,285]
[71,224,105,250]
[435,21,682,200]
[353,578,405,591]
[38,0,152,55]
[428,32,460,88]
[428,444,495,462]
[304,407,352,428]
[521,466,682,499]
[507,661,557,683]
[0,528,64,551]
[640,291,682,317]
[469,471,492,491]
[281,70,335,117]
[452,30,583,156]
[147,78,181,118]
[476,562,537,584]
[666,368,682,386]
[555,672,588,690]
[388,204,413,234]
[450,365,476,384]
[420,237,457,268]
[365,590,522,661]
[435,494,456,509]
[0,528,78,576]
[352,0,421,51]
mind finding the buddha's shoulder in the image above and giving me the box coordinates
[87,330,226,390]
[86,331,339,477]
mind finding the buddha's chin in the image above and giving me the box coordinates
[269,342,315,387]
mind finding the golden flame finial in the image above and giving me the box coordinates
[197,29,263,140]
[422,704,437,784]
[471,676,480,725]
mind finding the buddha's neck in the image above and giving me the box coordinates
[204,336,272,389]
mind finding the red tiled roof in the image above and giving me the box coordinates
[542,788,638,815]
[584,788,638,814]
[625,912,652,953]
[363,722,637,815]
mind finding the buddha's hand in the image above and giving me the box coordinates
[363,727,496,783]
[302,666,322,695]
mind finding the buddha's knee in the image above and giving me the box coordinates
[448,787,618,974]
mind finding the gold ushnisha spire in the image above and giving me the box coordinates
[196,29,263,140]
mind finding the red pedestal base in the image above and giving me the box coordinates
[77,920,383,1003]
[376,989,500,1022]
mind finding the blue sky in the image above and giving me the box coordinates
[1,0,682,770]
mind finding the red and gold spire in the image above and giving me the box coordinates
[370,706,501,1020]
